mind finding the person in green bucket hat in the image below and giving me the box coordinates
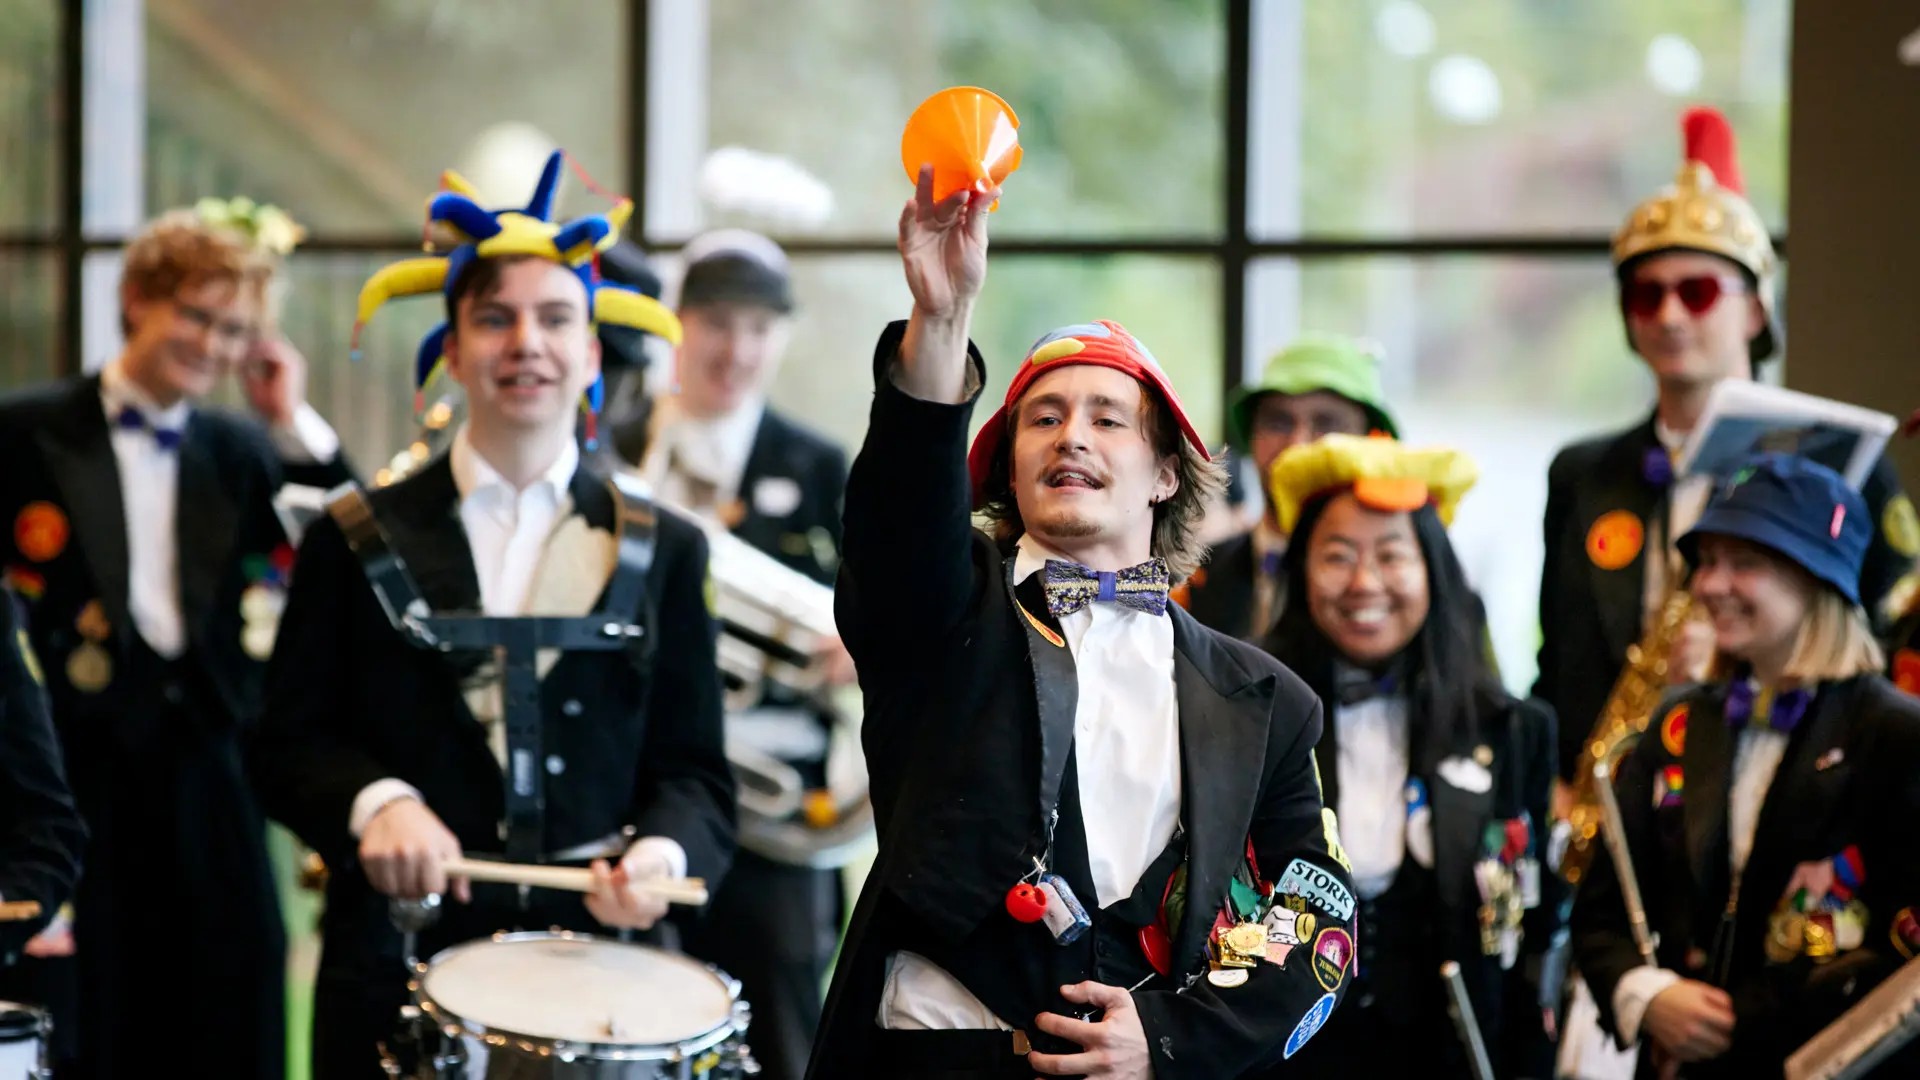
[1176,333,1398,641]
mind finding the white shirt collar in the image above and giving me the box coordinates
[1012,533,1078,586]
[449,424,579,506]
[654,395,765,477]
[1654,418,1689,454]
[100,358,193,431]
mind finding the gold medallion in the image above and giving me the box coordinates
[65,642,112,694]
[1224,922,1267,958]
[74,599,110,643]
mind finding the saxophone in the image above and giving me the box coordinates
[1560,584,1696,886]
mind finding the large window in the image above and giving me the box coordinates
[3,0,1792,691]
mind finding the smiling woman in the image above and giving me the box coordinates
[1258,433,1563,1080]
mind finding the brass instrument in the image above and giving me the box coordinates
[665,501,876,871]
[1562,585,1696,885]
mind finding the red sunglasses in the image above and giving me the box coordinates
[1621,274,1749,318]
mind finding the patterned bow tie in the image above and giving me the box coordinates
[1725,679,1812,734]
[115,404,184,451]
[1042,557,1171,618]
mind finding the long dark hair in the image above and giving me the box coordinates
[1265,493,1507,773]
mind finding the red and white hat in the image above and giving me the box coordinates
[966,320,1209,507]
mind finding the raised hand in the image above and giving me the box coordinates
[898,163,996,320]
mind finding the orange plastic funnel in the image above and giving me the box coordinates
[901,86,1023,210]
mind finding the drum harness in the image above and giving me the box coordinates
[326,474,659,877]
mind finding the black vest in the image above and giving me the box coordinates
[893,745,1187,1053]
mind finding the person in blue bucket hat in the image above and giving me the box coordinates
[1572,453,1920,1079]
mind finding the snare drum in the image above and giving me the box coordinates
[411,931,754,1079]
[0,1001,50,1080]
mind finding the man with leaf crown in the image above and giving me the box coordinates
[0,194,348,1076]
[250,151,737,1078]
[1534,107,1913,799]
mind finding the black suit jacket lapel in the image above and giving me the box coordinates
[34,377,133,638]
[1684,690,1734,903]
[176,416,240,644]
[1010,564,1078,836]
[1169,608,1272,969]
[737,411,782,514]
[1587,417,1663,662]
[376,455,482,614]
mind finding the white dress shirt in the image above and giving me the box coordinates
[1611,723,1791,1043]
[1334,695,1411,900]
[97,362,339,658]
[348,427,683,878]
[880,534,1183,1031]
[100,363,192,658]
[638,395,765,513]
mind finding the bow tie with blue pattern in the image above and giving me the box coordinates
[1041,557,1171,618]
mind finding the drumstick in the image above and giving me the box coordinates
[0,900,41,922]
[441,858,709,905]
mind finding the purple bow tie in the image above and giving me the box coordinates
[1042,557,1171,618]
[115,404,184,451]
[1725,679,1812,734]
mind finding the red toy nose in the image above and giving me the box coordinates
[1005,883,1049,923]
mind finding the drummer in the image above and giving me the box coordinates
[249,153,736,1077]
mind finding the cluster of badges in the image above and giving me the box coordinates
[1199,852,1358,995]
[66,599,112,694]
[1766,846,1869,965]
[1474,815,1541,970]
[239,544,296,661]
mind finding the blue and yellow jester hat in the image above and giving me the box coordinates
[350,150,683,439]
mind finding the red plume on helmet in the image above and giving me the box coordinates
[1681,106,1744,196]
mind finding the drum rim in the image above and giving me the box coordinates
[412,929,748,1062]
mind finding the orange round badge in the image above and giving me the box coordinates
[1660,704,1689,757]
[1894,649,1920,698]
[1586,510,1644,571]
[14,502,69,564]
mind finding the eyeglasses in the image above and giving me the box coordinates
[1621,274,1749,319]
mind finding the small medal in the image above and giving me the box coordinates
[74,599,110,643]
[242,621,278,661]
[65,642,111,693]
[1207,968,1248,989]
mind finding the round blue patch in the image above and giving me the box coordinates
[1284,992,1337,1059]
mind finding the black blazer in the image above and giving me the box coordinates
[1179,531,1262,641]
[1571,675,1920,1077]
[1534,416,1911,781]
[0,589,84,960]
[0,375,342,747]
[733,408,847,586]
[248,455,736,967]
[809,323,1354,1080]
[1306,685,1562,1075]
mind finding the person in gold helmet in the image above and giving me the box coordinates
[1533,107,1914,800]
